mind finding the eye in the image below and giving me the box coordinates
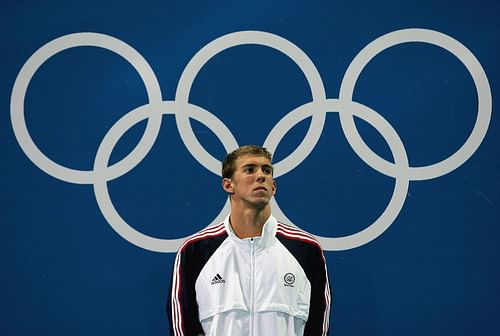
[262,166,273,175]
[243,166,255,173]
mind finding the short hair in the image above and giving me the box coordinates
[222,145,273,178]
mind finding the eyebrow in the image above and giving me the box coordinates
[241,164,274,171]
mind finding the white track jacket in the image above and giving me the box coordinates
[169,215,331,336]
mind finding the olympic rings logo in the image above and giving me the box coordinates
[10,29,491,252]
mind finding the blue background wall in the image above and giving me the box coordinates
[1,0,499,335]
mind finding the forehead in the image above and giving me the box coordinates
[234,154,272,167]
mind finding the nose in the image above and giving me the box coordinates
[256,168,266,182]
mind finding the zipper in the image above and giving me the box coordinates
[250,238,255,336]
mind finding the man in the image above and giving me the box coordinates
[169,145,331,335]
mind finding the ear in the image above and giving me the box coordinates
[222,178,235,194]
[271,179,276,196]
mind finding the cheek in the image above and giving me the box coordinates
[243,176,255,183]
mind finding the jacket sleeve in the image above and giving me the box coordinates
[303,246,331,336]
[168,246,205,336]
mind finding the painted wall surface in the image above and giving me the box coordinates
[1,1,499,335]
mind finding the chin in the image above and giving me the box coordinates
[252,199,270,209]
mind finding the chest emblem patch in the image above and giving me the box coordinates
[284,273,295,287]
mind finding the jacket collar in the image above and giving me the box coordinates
[224,213,277,248]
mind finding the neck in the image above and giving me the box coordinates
[229,203,271,239]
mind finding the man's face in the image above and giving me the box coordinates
[223,154,276,208]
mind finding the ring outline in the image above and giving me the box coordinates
[10,33,163,184]
[339,28,492,180]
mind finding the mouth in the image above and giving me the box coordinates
[253,187,267,192]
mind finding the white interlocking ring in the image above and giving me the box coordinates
[11,33,163,184]
[339,28,491,180]
[175,31,327,177]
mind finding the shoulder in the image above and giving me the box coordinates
[275,222,328,288]
[174,222,229,281]
[275,222,326,268]
[178,222,228,255]
[276,222,323,252]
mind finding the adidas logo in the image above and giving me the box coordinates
[210,273,225,285]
